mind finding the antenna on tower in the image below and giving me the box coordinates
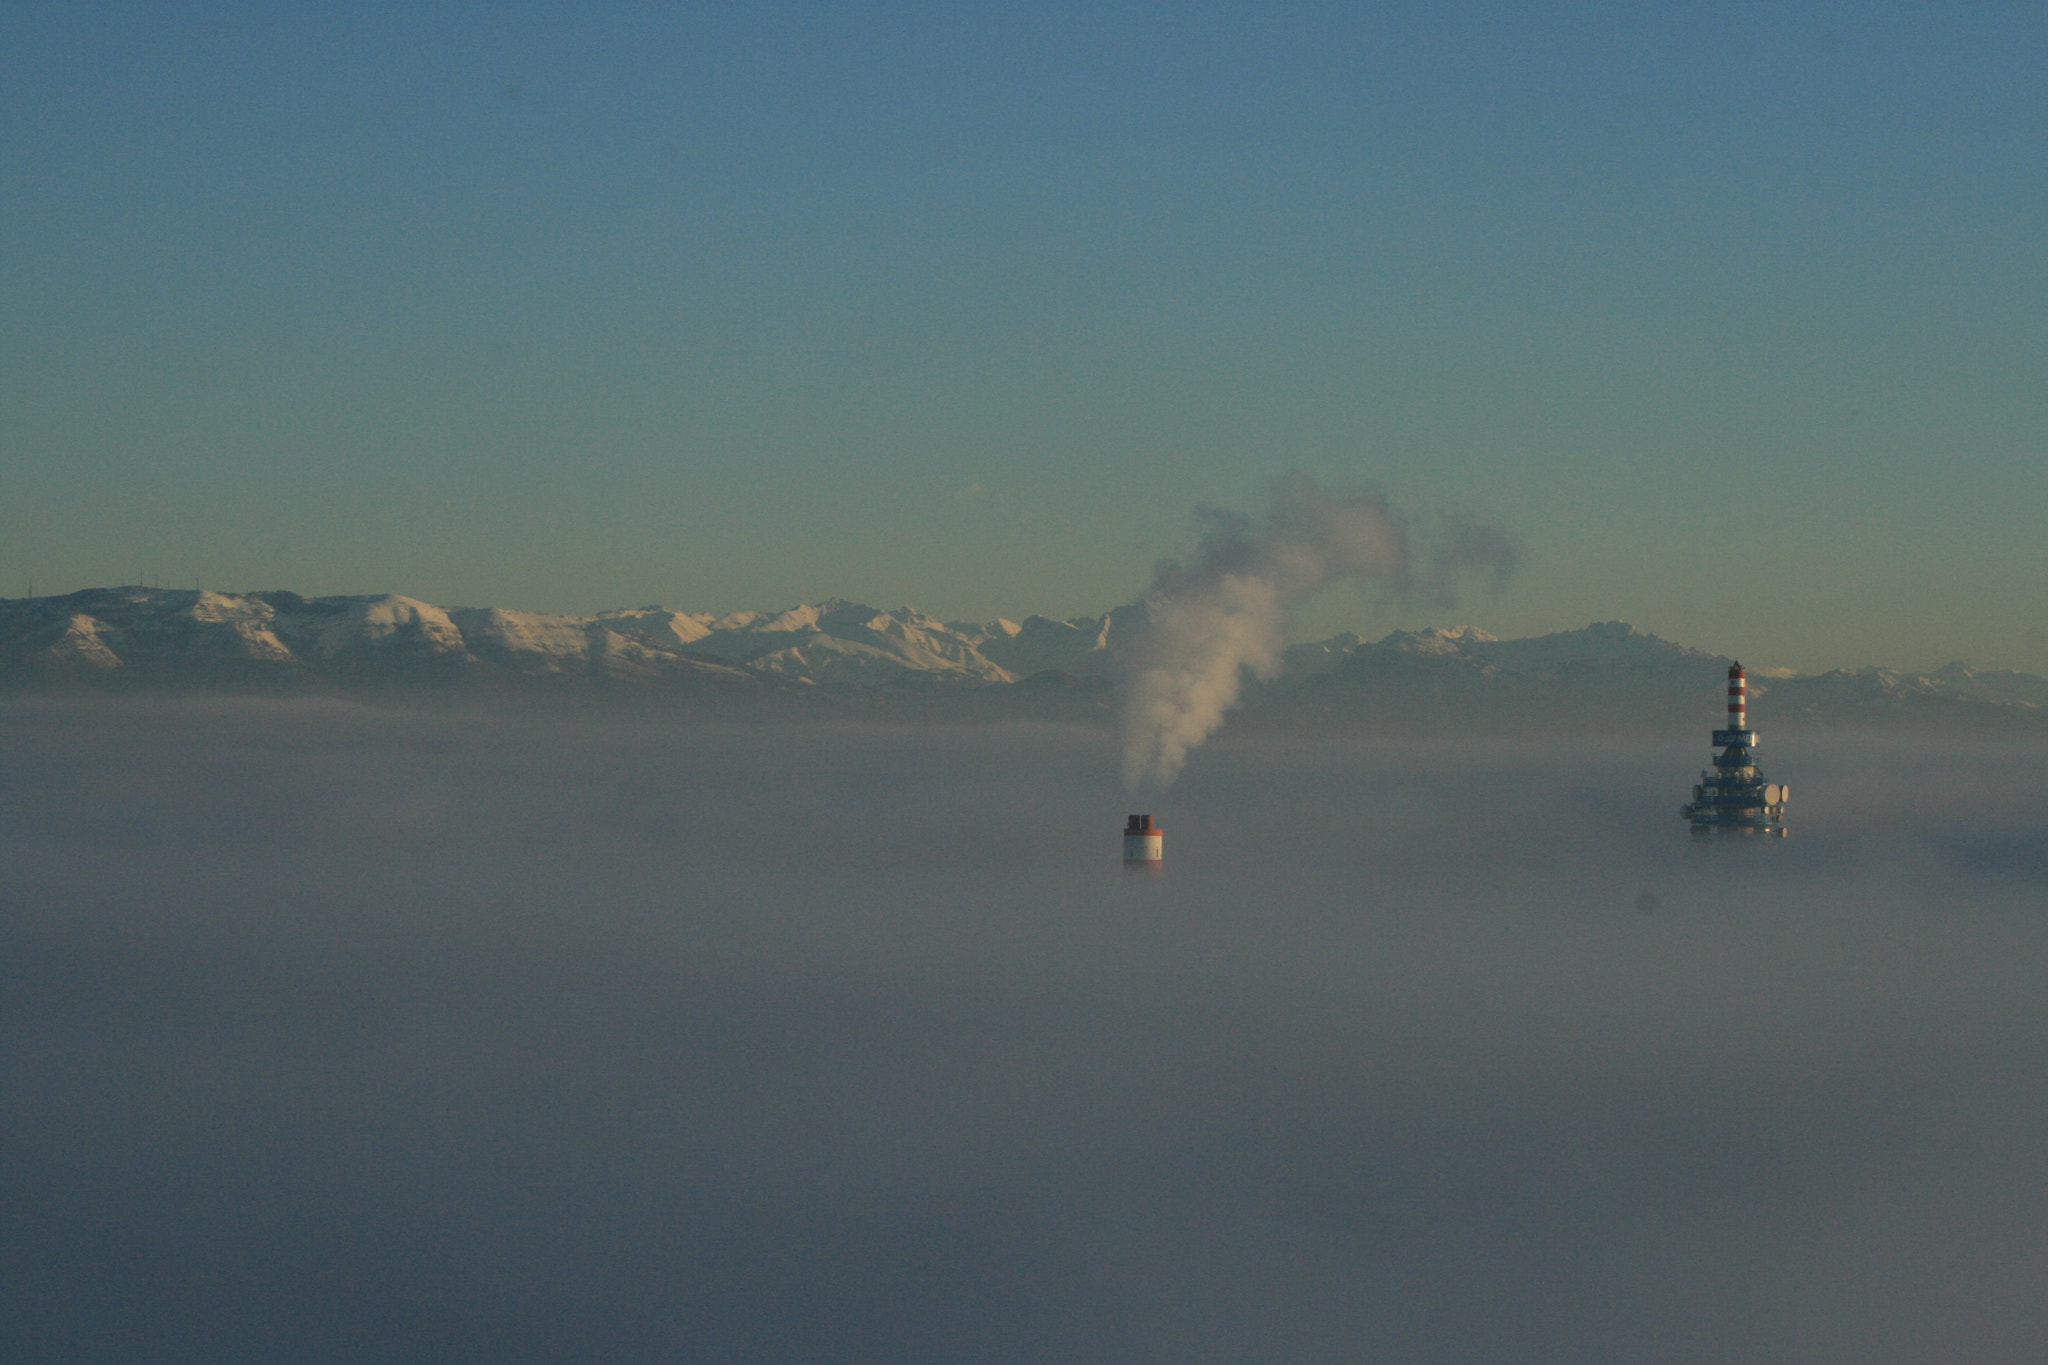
[1678,661,1789,838]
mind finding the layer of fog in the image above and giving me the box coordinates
[3,698,2046,1363]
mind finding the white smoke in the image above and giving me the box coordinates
[1117,473,1522,791]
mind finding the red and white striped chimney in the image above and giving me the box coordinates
[1727,661,1747,731]
[1123,813,1163,869]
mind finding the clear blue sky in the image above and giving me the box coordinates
[5,2,2044,673]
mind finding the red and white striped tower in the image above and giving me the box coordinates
[1123,814,1163,869]
[1683,658,1787,836]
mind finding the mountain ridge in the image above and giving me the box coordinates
[3,588,2041,731]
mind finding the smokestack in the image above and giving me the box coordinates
[1123,813,1163,870]
[1727,661,1747,731]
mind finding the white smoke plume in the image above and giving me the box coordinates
[1117,473,1522,791]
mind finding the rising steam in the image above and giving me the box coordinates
[1117,473,1522,792]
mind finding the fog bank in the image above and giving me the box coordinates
[3,699,2046,1363]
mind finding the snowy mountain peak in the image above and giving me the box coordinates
[1376,625,1500,655]
[3,588,2043,730]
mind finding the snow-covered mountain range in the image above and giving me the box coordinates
[0,588,1127,690]
[3,587,2043,731]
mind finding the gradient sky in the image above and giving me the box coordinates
[4,2,2044,673]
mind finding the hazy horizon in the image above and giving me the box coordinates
[3,579,2038,684]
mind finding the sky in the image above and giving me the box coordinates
[4,2,2045,674]
[6,699,2048,1361]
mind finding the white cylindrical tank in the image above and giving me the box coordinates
[1123,813,1163,869]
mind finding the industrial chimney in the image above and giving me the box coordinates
[1123,813,1164,869]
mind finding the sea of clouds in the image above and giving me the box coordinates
[3,698,2046,1363]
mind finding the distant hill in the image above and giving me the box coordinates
[2,588,2042,732]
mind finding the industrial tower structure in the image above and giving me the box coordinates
[1123,814,1163,868]
[1681,662,1789,837]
